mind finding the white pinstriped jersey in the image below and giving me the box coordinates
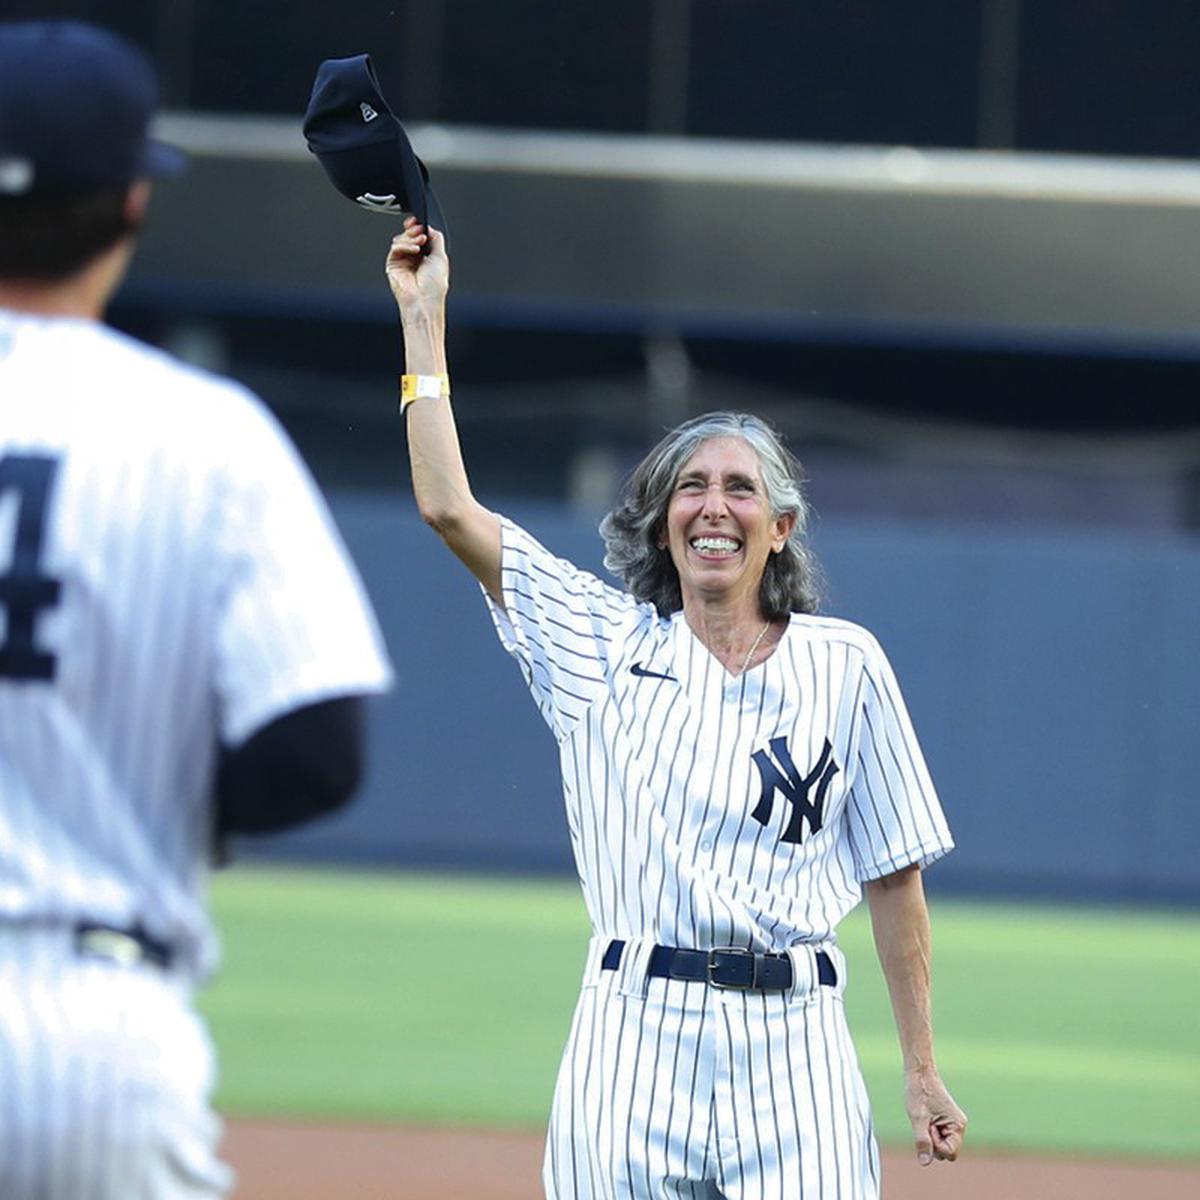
[486,519,952,951]
[0,310,393,980]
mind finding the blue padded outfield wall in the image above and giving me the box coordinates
[246,492,1200,905]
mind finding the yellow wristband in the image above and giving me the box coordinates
[400,373,450,412]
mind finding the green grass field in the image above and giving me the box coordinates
[201,866,1200,1161]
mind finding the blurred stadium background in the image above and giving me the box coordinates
[10,0,1199,1173]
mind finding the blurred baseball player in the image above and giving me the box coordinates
[0,20,392,1199]
[387,218,965,1199]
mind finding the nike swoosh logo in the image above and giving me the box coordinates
[631,662,677,681]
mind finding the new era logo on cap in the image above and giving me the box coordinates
[0,156,34,195]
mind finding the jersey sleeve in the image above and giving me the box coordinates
[210,396,393,747]
[483,517,637,740]
[844,634,953,882]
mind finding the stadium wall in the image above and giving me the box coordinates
[242,491,1200,905]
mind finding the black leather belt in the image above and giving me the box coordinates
[74,922,174,970]
[602,940,836,992]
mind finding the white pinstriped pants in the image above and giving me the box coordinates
[0,929,232,1200]
[544,938,879,1200]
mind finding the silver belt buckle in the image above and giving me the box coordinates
[77,927,144,968]
[707,946,757,990]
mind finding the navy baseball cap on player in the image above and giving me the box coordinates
[0,20,185,198]
[303,53,447,243]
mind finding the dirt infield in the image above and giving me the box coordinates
[224,1118,1200,1199]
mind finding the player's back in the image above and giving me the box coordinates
[1,310,286,974]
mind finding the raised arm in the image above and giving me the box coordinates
[864,864,967,1167]
[386,219,502,602]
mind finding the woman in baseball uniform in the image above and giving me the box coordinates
[387,219,965,1200]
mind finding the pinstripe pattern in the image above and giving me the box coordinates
[0,310,394,1199]
[485,520,951,1198]
[544,953,879,1200]
[0,931,230,1198]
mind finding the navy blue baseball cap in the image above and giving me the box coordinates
[303,53,447,243]
[0,20,185,197]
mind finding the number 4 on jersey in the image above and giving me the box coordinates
[0,454,62,680]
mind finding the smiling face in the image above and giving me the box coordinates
[662,436,796,615]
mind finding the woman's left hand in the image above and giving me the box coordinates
[905,1067,967,1165]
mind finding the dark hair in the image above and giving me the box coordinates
[0,189,139,281]
[600,411,823,619]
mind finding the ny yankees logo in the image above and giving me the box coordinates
[751,736,839,844]
[355,192,407,214]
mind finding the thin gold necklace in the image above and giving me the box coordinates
[737,620,771,676]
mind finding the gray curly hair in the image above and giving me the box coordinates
[599,411,822,618]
